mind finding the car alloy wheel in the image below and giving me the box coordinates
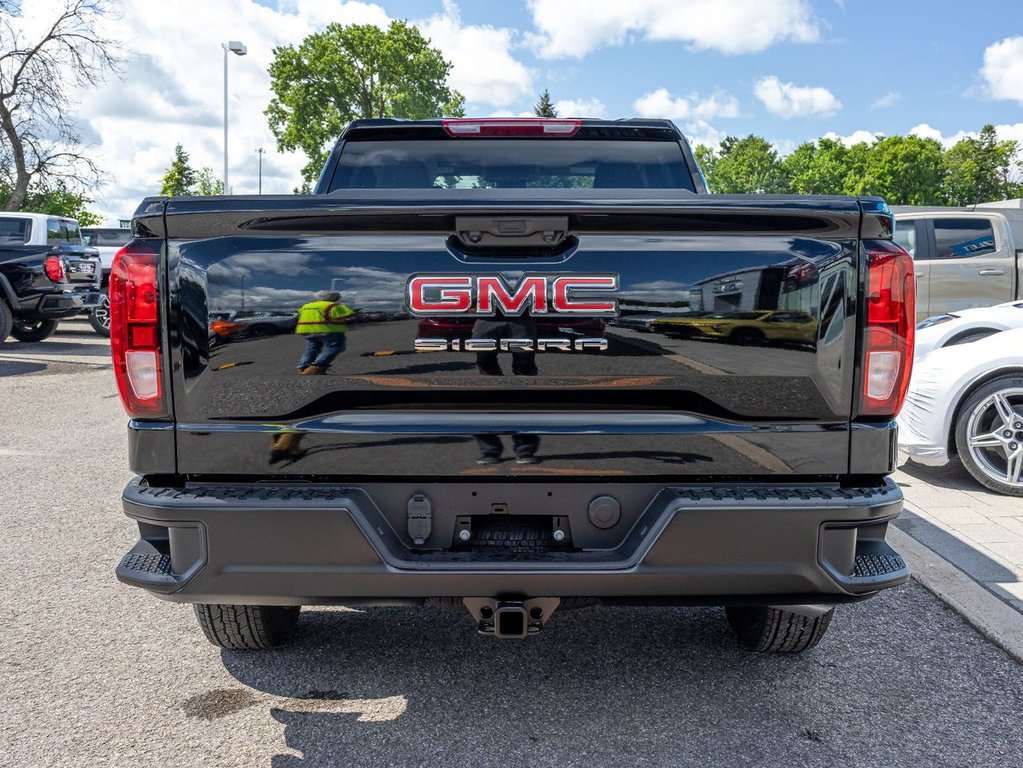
[965,387,1023,489]
[89,292,111,336]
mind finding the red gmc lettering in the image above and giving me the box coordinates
[477,276,548,314]
[407,276,473,313]
[407,274,619,316]
[552,276,618,314]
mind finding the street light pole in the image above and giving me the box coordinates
[256,147,265,194]
[222,40,247,194]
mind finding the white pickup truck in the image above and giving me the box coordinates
[893,201,1023,321]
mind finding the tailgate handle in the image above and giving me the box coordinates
[455,216,569,250]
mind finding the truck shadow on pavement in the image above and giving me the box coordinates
[211,589,1023,767]
[897,459,979,492]
[7,340,112,357]
[0,360,46,376]
[896,460,1018,585]
[895,509,1017,583]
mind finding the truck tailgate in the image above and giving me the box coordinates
[159,195,867,479]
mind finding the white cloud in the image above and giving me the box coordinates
[908,123,974,148]
[632,88,738,148]
[870,91,900,110]
[633,88,740,121]
[822,130,883,147]
[684,120,728,149]
[771,139,798,157]
[554,98,607,118]
[753,76,841,119]
[981,36,1023,104]
[910,122,1023,149]
[24,0,530,222]
[526,0,819,59]
[62,0,391,220]
[420,1,533,109]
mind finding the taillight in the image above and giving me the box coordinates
[209,320,244,337]
[109,241,164,417]
[442,118,581,137]
[861,240,915,417]
[44,256,64,283]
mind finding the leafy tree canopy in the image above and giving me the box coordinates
[0,179,101,225]
[781,138,855,196]
[159,144,197,196]
[849,135,944,206]
[159,145,223,196]
[0,0,121,211]
[265,20,465,184]
[942,125,1021,206]
[703,135,790,194]
[699,127,1019,206]
[533,89,557,118]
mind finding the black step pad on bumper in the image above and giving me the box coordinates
[117,539,174,588]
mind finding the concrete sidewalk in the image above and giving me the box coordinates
[894,459,1023,614]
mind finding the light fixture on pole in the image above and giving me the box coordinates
[222,40,247,194]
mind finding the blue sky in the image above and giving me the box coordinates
[19,0,1022,219]
[363,0,1023,149]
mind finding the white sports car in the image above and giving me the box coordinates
[898,327,1023,496]
[915,300,1023,358]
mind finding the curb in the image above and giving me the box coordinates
[889,527,1023,665]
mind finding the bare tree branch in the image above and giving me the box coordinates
[0,0,122,211]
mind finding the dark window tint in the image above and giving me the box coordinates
[46,218,82,246]
[893,220,917,259]
[933,218,996,260]
[0,216,31,245]
[331,139,695,191]
[83,228,131,247]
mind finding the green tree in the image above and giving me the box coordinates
[194,167,224,196]
[942,125,1021,205]
[533,89,558,118]
[1,0,121,211]
[266,20,465,185]
[159,145,198,196]
[0,179,101,224]
[847,135,944,205]
[838,142,872,196]
[782,138,857,195]
[692,144,717,188]
[704,135,790,194]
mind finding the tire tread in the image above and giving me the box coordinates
[193,604,300,650]
[726,606,833,653]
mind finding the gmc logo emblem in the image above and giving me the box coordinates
[406,273,619,317]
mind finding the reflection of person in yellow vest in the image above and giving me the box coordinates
[295,290,354,374]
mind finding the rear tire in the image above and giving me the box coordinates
[11,318,58,342]
[725,606,833,653]
[729,327,764,346]
[954,375,1023,497]
[88,290,110,337]
[193,604,301,650]
[0,300,12,343]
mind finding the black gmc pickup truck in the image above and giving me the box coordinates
[0,231,103,343]
[113,118,915,654]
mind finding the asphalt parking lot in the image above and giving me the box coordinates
[2,320,1022,767]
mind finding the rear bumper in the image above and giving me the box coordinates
[30,292,85,318]
[74,289,105,310]
[117,478,909,606]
